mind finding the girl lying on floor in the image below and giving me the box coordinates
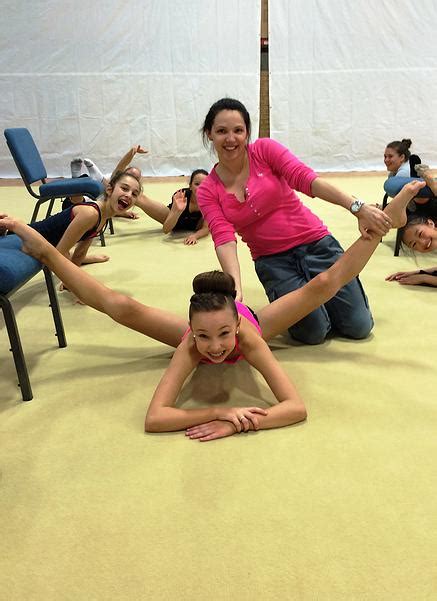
[134,169,210,245]
[0,180,422,441]
[386,211,437,287]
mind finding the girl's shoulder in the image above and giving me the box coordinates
[71,201,100,217]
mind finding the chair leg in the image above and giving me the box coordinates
[381,193,389,210]
[108,217,114,235]
[0,295,33,401]
[99,231,106,247]
[394,228,403,257]
[30,199,45,223]
[45,198,56,218]
[43,267,67,348]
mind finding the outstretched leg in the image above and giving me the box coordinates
[0,216,187,348]
[257,180,425,341]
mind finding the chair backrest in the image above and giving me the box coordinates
[4,128,47,185]
[409,154,421,177]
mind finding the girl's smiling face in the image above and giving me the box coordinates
[107,175,140,212]
[403,219,437,252]
[190,307,239,363]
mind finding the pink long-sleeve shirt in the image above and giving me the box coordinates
[197,138,330,260]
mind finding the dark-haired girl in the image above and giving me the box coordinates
[0,181,420,440]
[386,212,437,286]
[135,169,210,244]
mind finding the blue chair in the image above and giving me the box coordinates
[0,234,66,401]
[4,128,104,223]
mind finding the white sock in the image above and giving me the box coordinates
[70,157,83,178]
[84,158,104,183]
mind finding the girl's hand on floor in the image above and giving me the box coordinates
[184,234,198,245]
[385,270,418,281]
[186,420,236,442]
[394,273,428,286]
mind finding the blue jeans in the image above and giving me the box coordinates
[254,235,374,345]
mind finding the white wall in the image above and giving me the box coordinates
[269,0,437,171]
[0,0,260,177]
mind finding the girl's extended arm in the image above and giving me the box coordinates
[69,239,94,265]
[108,145,147,183]
[184,220,210,245]
[386,268,437,287]
[162,190,186,233]
[145,340,219,432]
[194,220,209,240]
[56,205,101,263]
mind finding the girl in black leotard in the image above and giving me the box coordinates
[30,170,141,267]
[135,169,210,245]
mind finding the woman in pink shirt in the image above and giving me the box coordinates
[197,98,391,344]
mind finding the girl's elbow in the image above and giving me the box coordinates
[297,404,307,423]
[291,402,307,424]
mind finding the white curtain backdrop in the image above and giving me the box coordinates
[0,0,260,177]
[269,0,437,172]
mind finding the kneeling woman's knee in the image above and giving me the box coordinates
[288,313,331,345]
[339,314,374,339]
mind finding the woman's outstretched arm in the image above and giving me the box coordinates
[311,177,390,239]
[216,241,243,301]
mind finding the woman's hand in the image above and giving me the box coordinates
[186,420,237,442]
[356,204,392,239]
[385,270,419,282]
[217,406,268,432]
[184,233,198,245]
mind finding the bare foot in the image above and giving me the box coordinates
[384,180,426,228]
[81,254,110,264]
[0,215,48,260]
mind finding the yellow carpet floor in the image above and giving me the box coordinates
[1,175,436,600]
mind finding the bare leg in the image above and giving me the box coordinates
[135,193,170,224]
[0,216,187,348]
[257,180,426,341]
